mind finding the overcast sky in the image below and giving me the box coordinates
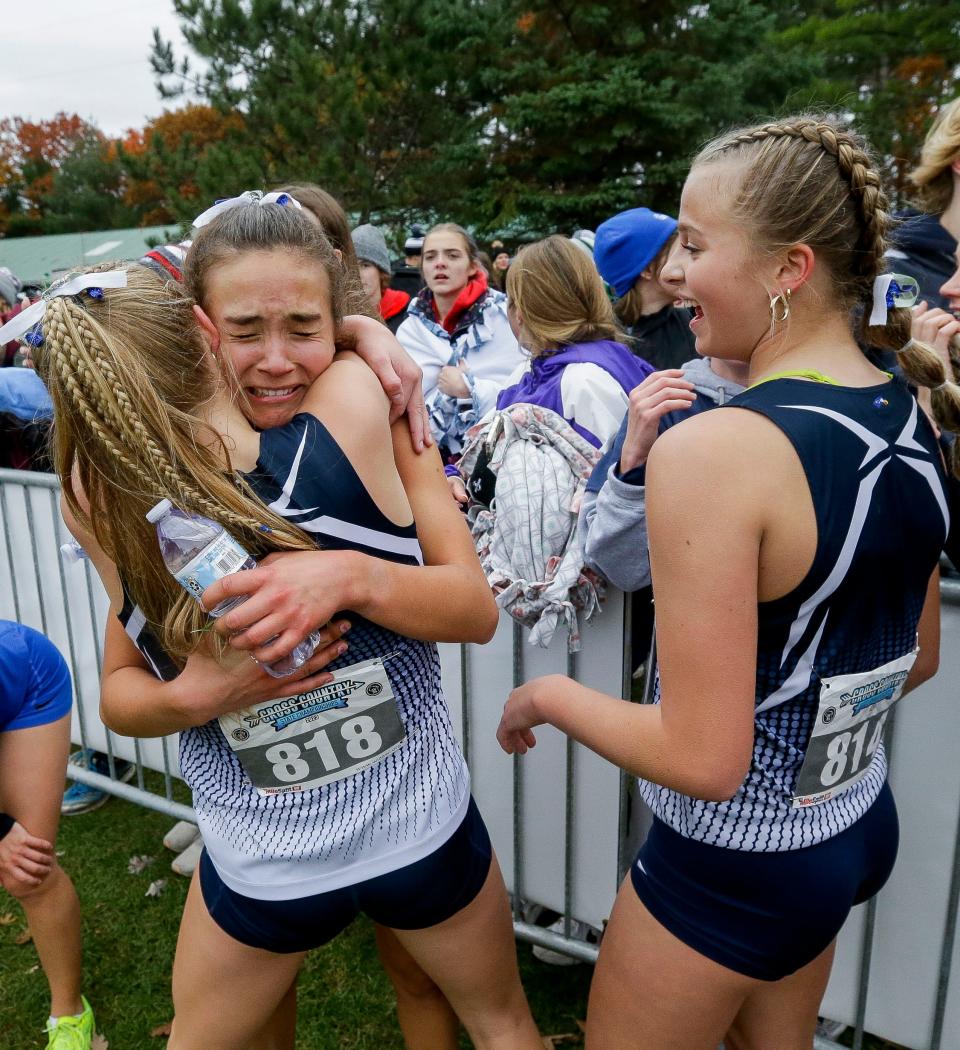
[2,0,203,137]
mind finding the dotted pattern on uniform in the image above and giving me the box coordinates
[639,379,948,852]
[179,622,468,867]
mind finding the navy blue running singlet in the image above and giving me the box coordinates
[121,413,470,900]
[638,377,948,851]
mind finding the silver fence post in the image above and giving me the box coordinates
[930,800,960,1050]
[79,556,114,769]
[0,483,22,623]
[48,489,88,754]
[617,592,634,883]
[564,648,578,939]
[511,620,524,921]
[22,489,49,636]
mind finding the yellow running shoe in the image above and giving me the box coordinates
[44,996,95,1049]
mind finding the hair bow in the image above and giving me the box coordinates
[0,270,128,347]
[191,190,303,229]
[868,273,919,327]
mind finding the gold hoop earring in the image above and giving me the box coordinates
[769,288,791,325]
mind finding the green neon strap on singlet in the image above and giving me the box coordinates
[749,369,841,389]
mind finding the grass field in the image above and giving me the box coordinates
[0,778,593,1049]
[0,777,898,1049]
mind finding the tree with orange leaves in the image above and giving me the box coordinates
[0,113,96,235]
[117,104,246,225]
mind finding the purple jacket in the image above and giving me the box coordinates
[496,340,654,447]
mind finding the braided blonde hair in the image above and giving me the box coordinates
[35,263,318,666]
[909,97,960,215]
[695,115,960,473]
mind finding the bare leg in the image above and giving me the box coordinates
[0,715,83,1018]
[169,870,306,1050]
[247,977,298,1050]
[586,875,750,1050]
[391,852,541,1050]
[724,942,836,1050]
[587,875,838,1050]
[375,924,459,1050]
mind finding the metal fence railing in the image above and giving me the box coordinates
[3,465,959,1046]
[0,466,627,961]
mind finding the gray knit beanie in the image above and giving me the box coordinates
[351,224,391,276]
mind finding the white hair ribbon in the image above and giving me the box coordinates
[869,272,919,327]
[0,270,128,346]
[191,189,303,229]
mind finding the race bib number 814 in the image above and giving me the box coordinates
[791,648,916,808]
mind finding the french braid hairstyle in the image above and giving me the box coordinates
[35,263,319,666]
[695,115,960,473]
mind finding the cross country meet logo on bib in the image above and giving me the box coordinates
[838,670,908,715]
[243,680,364,731]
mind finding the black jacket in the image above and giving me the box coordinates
[627,304,697,371]
[887,209,957,309]
[390,263,425,299]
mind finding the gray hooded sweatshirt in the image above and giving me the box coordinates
[578,357,746,592]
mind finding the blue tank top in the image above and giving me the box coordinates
[121,414,469,898]
[639,378,948,851]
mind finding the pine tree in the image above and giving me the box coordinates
[151,0,503,223]
[479,0,821,234]
[777,0,960,202]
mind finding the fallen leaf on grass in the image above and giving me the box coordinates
[145,879,167,898]
[14,927,32,945]
[542,1035,581,1048]
[26,963,39,973]
[91,1034,109,1049]
[150,1022,173,1038]
[127,854,155,874]
[0,913,16,926]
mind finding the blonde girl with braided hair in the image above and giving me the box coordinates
[887,95,960,309]
[36,202,542,1050]
[497,114,955,1049]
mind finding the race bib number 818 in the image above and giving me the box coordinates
[218,655,405,796]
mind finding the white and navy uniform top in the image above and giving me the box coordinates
[119,414,470,900]
[638,378,948,852]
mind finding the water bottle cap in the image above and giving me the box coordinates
[60,540,85,564]
[146,498,173,523]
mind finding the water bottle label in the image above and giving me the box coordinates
[173,533,251,599]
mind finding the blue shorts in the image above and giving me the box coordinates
[199,796,493,953]
[631,780,899,981]
[0,621,72,732]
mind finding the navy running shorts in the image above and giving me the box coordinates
[199,795,493,953]
[630,780,899,981]
[0,621,72,733]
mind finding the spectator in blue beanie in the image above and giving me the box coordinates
[594,207,696,371]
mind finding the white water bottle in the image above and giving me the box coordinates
[146,498,320,678]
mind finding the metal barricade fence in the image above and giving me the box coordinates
[0,468,193,824]
[0,466,629,963]
[3,465,960,1047]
